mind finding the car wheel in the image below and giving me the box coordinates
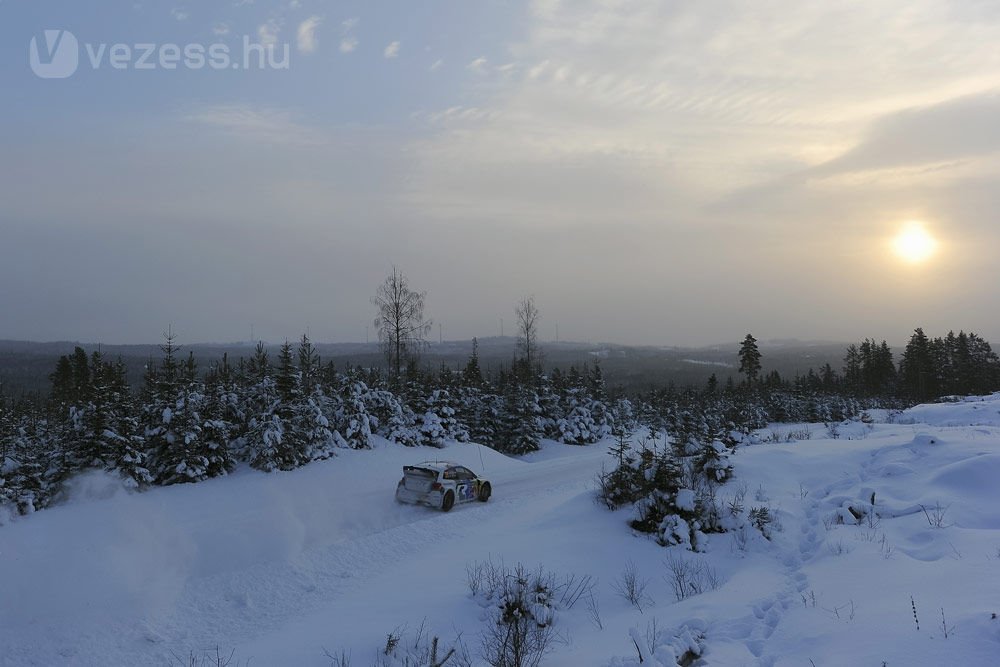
[441,491,455,512]
[478,482,492,502]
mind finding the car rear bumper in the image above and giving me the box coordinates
[395,486,444,508]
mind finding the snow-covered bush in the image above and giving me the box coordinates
[600,434,729,551]
[469,560,568,667]
[610,620,707,667]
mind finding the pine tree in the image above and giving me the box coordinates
[899,328,934,399]
[364,383,421,446]
[49,355,75,410]
[243,375,280,470]
[336,372,373,450]
[275,341,297,404]
[587,364,613,439]
[967,333,1000,393]
[462,337,483,386]
[298,334,320,396]
[0,399,19,515]
[143,333,229,484]
[608,407,634,467]
[738,334,762,385]
[199,358,238,479]
[295,384,338,461]
[421,388,468,446]
[498,383,541,454]
[70,347,91,403]
[4,410,59,514]
[247,341,270,382]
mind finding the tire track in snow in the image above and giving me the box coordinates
[101,447,609,664]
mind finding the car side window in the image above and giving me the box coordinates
[455,467,475,480]
[443,469,456,480]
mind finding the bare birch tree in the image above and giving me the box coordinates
[515,296,540,370]
[372,267,432,381]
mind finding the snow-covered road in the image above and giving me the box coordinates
[1,440,614,666]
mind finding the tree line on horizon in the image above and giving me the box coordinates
[737,329,1000,401]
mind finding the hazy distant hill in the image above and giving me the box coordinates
[0,337,854,398]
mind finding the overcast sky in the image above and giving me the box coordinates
[3,0,1000,347]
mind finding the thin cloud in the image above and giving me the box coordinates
[810,92,1000,178]
[183,104,322,146]
[171,7,189,21]
[297,16,323,53]
[258,19,280,46]
[340,17,359,53]
[430,59,444,71]
[212,23,230,36]
[384,41,400,59]
[467,57,488,74]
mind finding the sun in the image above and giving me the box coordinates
[892,222,937,264]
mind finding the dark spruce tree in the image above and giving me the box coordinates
[462,337,483,386]
[899,328,934,399]
[738,334,762,386]
[498,381,541,455]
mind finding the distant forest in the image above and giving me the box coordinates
[0,336,850,398]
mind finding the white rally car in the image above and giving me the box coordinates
[395,461,492,512]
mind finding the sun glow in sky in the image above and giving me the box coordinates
[893,222,938,264]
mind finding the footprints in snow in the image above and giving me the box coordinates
[798,500,822,562]
[733,495,821,665]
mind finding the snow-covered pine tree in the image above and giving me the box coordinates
[88,352,152,488]
[363,383,421,446]
[587,363,614,440]
[242,375,285,471]
[291,337,338,460]
[424,388,469,445]
[497,382,541,455]
[198,357,239,479]
[144,333,228,484]
[555,368,600,445]
[0,399,20,516]
[457,383,501,447]
[297,334,320,395]
[296,385,339,460]
[535,373,562,440]
[335,369,373,450]
[628,444,706,549]
[5,411,56,514]
[247,341,311,470]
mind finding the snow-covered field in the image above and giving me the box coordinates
[4,396,1000,665]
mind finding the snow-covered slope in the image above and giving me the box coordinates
[4,397,1000,665]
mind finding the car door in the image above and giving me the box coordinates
[452,466,478,503]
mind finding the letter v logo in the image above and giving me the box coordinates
[30,29,79,79]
